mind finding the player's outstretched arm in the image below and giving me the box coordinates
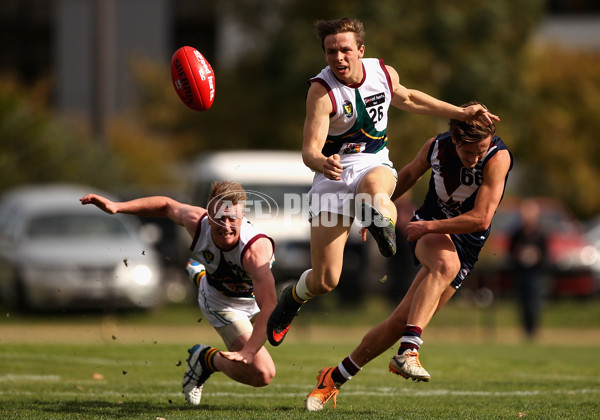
[386,65,499,125]
[80,194,206,237]
[79,194,119,214]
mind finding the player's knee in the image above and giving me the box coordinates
[433,257,461,282]
[311,271,339,294]
[250,366,275,387]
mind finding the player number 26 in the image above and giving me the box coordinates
[368,106,384,125]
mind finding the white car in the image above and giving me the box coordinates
[0,184,164,311]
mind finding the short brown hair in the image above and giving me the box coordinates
[315,17,365,51]
[448,101,496,144]
[207,181,247,205]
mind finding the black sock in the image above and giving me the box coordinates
[331,356,361,387]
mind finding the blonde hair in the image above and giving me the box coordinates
[207,181,247,205]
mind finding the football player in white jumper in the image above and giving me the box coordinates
[81,181,277,405]
[267,17,499,350]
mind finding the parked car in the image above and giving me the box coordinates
[0,184,165,311]
[477,197,597,297]
[188,150,369,302]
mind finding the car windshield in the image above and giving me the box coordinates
[27,214,131,239]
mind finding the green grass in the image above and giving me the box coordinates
[1,298,599,419]
[1,338,600,419]
[6,293,600,329]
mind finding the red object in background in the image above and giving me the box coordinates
[480,197,596,297]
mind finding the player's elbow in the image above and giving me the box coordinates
[474,214,493,232]
[301,149,318,168]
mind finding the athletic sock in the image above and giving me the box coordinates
[289,285,308,305]
[291,269,313,302]
[202,347,220,373]
[331,355,362,388]
[398,324,423,353]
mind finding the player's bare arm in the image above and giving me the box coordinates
[302,82,343,180]
[405,150,512,241]
[219,237,276,364]
[391,138,434,201]
[80,195,206,237]
[170,203,207,238]
[79,194,120,214]
[386,65,499,125]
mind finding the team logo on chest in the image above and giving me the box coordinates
[201,250,214,264]
[342,100,354,118]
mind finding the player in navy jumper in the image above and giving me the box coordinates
[305,103,512,411]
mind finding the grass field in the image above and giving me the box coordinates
[1,298,599,419]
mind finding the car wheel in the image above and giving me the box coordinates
[12,274,31,311]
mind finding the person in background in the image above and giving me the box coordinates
[304,103,512,411]
[508,198,548,339]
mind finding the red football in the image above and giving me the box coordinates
[170,46,215,111]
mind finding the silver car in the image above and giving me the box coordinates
[0,184,164,310]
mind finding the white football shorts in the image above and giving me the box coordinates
[308,148,396,220]
[197,275,259,349]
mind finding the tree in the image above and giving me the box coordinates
[0,77,178,194]
[516,45,600,217]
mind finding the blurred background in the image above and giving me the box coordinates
[0,0,599,338]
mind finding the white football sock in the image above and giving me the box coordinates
[294,269,313,300]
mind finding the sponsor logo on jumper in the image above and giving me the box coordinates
[438,197,461,219]
[340,142,366,154]
[364,92,385,107]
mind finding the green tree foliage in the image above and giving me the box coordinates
[0,77,177,194]
[0,78,123,193]
[517,45,600,216]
